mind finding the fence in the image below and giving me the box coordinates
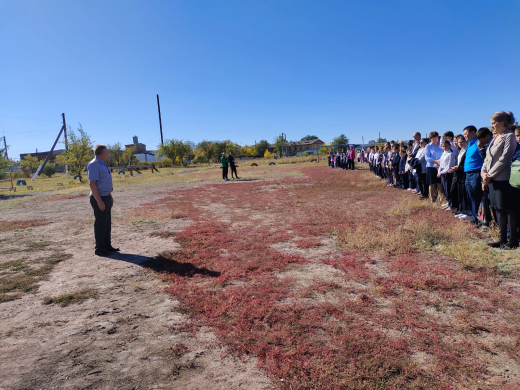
[0,172,15,192]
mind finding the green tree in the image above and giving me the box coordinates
[332,134,349,147]
[20,154,41,175]
[254,140,269,158]
[376,138,387,144]
[0,149,9,179]
[319,143,329,154]
[194,140,240,163]
[195,140,215,163]
[157,139,193,166]
[122,146,139,166]
[41,162,57,178]
[239,145,256,157]
[55,124,94,175]
[300,135,318,141]
[273,135,285,157]
[107,143,125,167]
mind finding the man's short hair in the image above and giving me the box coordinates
[476,127,492,139]
[443,131,454,138]
[463,125,477,134]
[94,144,107,156]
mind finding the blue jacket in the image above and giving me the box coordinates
[399,155,406,172]
[513,142,520,162]
[392,153,400,166]
[464,138,483,172]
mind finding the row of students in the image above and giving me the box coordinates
[328,146,356,170]
[361,111,520,250]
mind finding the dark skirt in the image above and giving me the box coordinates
[426,167,441,185]
[489,180,517,210]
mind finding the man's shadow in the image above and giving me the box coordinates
[109,252,221,278]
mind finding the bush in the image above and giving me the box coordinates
[158,157,173,168]
[12,170,30,179]
[193,154,209,164]
[41,163,57,178]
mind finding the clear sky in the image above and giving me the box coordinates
[1,0,519,160]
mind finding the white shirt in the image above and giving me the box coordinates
[438,150,456,175]
[457,147,467,166]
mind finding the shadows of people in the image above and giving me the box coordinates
[109,252,221,278]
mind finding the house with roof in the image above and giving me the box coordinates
[283,139,324,156]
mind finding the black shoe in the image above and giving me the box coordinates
[95,249,111,257]
[107,246,120,252]
[488,241,506,248]
[501,242,519,250]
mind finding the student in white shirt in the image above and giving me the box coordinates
[437,140,456,210]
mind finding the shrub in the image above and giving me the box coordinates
[158,157,173,168]
[41,163,57,178]
[193,154,209,164]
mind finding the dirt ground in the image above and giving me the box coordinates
[0,180,274,390]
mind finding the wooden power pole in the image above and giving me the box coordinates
[62,113,69,179]
[2,136,7,159]
[157,94,164,145]
[32,114,66,181]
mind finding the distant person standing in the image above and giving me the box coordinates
[228,151,239,179]
[220,152,229,181]
[482,111,518,249]
[348,146,356,170]
[88,144,119,257]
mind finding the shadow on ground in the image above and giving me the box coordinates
[110,252,221,278]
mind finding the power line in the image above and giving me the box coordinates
[1,129,59,134]
[0,115,62,123]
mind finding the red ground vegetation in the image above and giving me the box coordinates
[0,219,51,233]
[141,166,520,389]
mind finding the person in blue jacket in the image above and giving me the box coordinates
[463,126,484,225]
[425,131,444,203]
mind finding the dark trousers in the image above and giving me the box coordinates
[418,172,429,197]
[222,166,228,179]
[230,164,238,178]
[90,195,112,251]
[465,172,483,223]
[400,173,409,189]
[348,158,355,170]
[441,173,454,207]
[482,188,494,226]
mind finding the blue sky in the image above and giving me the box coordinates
[1,0,519,160]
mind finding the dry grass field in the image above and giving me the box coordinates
[1,161,520,389]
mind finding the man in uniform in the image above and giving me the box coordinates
[88,144,119,256]
[228,151,239,179]
[220,152,229,181]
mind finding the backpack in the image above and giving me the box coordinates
[510,160,520,189]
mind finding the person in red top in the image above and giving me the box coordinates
[347,146,356,170]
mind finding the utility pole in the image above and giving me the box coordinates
[157,94,164,145]
[32,115,66,181]
[2,136,7,159]
[62,113,69,179]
